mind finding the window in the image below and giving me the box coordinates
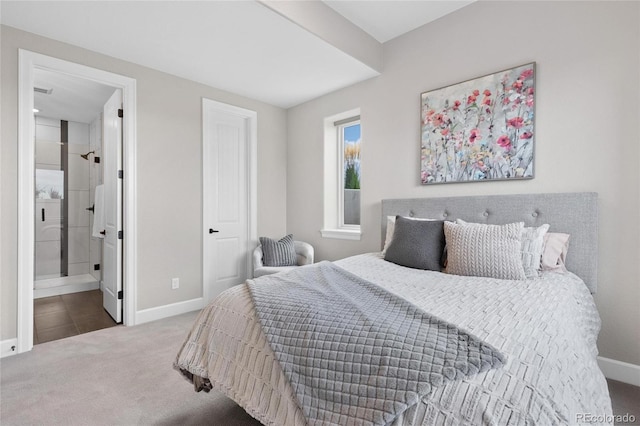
[321,109,362,240]
[338,118,361,226]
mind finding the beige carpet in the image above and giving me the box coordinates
[0,311,261,426]
[2,310,638,425]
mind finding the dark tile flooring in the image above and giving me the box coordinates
[34,289,118,344]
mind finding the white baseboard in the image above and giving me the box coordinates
[34,279,99,299]
[1,338,19,358]
[598,356,640,387]
[135,297,204,325]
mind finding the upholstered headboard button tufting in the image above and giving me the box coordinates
[381,192,598,293]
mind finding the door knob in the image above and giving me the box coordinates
[209,229,219,234]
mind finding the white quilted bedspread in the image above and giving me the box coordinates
[175,253,612,425]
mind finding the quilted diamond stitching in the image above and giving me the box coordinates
[248,262,506,425]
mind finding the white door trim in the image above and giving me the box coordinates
[202,98,257,303]
[17,50,138,353]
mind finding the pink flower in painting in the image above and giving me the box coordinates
[452,100,461,111]
[472,89,480,96]
[520,131,533,139]
[467,95,477,105]
[507,117,525,128]
[497,135,511,148]
[520,68,534,79]
[432,114,444,127]
[527,87,534,96]
[483,89,492,97]
[482,97,491,106]
[469,128,481,144]
[526,96,534,107]
[424,109,436,123]
[441,128,449,136]
[425,109,435,119]
[512,79,524,90]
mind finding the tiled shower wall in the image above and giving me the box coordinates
[34,115,102,281]
[89,114,103,283]
[35,116,63,279]
[66,120,91,276]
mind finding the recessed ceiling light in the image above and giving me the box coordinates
[33,108,39,113]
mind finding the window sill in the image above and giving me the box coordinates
[321,228,361,241]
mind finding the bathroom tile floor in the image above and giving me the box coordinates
[34,289,118,344]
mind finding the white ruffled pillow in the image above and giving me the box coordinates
[520,224,550,278]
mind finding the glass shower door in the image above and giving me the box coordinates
[35,168,65,280]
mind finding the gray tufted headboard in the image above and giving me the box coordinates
[381,192,598,293]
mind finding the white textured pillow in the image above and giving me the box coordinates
[521,224,550,278]
[382,215,436,254]
[456,220,549,279]
[444,221,526,280]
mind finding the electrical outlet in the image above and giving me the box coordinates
[171,278,179,290]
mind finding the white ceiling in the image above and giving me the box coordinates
[34,68,116,123]
[323,1,474,43]
[1,1,473,112]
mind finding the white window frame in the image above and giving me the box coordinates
[337,117,361,229]
[321,108,362,240]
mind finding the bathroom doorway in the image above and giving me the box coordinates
[34,69,113,294]
[32,69,118,343]
[17,50,137,353]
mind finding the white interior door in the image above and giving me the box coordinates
[102,89,123,322]
[203,99,250,302]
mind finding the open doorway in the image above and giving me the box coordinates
[33,69,118,343]
[34,69,114,293]
[17,50,137,353]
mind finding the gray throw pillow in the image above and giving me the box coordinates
[384,216,445,271]
[260,234,297,267]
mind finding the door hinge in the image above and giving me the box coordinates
[117,290,123,300]
[118,230,123,240]
[118,108,123,118]
[118,170,123,179]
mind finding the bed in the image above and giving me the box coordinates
[175,192,612,425]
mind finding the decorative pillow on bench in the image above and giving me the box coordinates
[259,234,297,267]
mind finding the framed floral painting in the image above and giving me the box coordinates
[420,63,535,184]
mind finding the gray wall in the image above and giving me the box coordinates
[286,1,640,365]
[1,25,288,339]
